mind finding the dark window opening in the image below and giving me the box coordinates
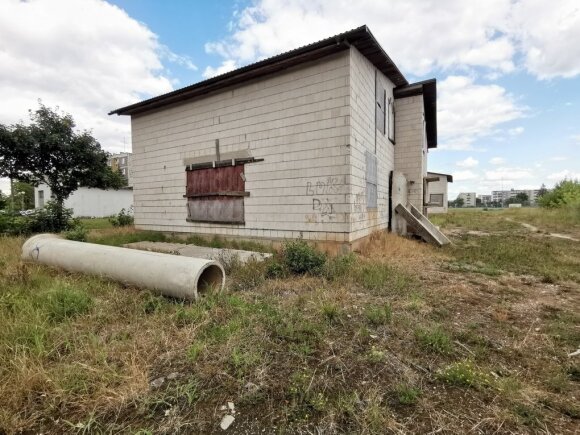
[366,151,378,209]
[375,82,386,135]
[388,97,395,144]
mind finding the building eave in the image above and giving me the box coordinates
[394,79,437,149]
[109,25,409,117]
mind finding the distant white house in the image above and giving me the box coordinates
[34,184,133,218]
[426,172,453,213]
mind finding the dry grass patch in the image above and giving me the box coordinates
[1,216,579,433]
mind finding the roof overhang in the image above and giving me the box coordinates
[110,25,408,117]
[394,79,437,149]
[427,171,453,183]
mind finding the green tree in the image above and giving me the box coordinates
[514,192,529,205]
[537,183,548,198]
[11,181,35,211]
[455,197,465,208]
[0,190,7,210]
[538,179,580,208]
[4,104,112,228]
[0,123,31,210]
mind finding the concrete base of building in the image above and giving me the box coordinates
[162,231,380,256]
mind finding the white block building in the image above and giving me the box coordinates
[426,172,453,213]
[110,26,441,253]
[34,184,133,218]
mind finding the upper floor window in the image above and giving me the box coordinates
[388,97,395,144]
[375,81,386,135]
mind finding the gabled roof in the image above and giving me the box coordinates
[109,25,437,149]
[109,25,408,116]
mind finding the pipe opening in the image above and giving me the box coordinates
[197,264,224,294]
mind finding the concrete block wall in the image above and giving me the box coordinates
[394,96,427,212]
[130,50,353,244]
[34,184,133,218]
[426,173,449,214]
[347,47,395,243]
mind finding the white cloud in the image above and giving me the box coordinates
[202,59,238,79]
[0,0,181,154]
[204,0,516,77]
[508,126,524,136]
[571,134,580,144]
[550,156,567,162]
[485,167,533,181]
[454,170,479,181]
[203,0,580,81]
[456,157,479,168]
[437,76,525,150]
[489,157,506,165]
[510,0,580,79]
[547,169,580,180]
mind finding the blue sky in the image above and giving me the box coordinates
[1,0,579,197]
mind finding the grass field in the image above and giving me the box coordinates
[0,208,578,433]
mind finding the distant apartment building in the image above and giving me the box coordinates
[491,189,541,204]
[478,194,492,206]
[457,192,476,207]
[108,152,132,186]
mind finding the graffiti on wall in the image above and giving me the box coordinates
[304,176,344,223]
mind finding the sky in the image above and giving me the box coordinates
[0,0,579,198]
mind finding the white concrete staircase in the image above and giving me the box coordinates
[395,203,451,247]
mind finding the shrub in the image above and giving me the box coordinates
[265,259,288,279]
[282,240,326,275]
[26,201,75,233]
[0,212,29,235]
[109,208,134,227]
[64,224,88,242]
[538,179,580,208]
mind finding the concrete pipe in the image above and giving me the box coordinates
[21,234,225,300]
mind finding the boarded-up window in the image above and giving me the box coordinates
[430,194,444,206]
[185,164,247,224]
[376,80,386,135]
[366,151,378,209]
[388,97,395,143]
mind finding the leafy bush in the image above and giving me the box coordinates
[64,224,88,242]
[265,259,288,279]
[281,240,326,275]
[0,212,29,235]
[109,208,134,227]
[25,201,75,234]
[538,179,580,208]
